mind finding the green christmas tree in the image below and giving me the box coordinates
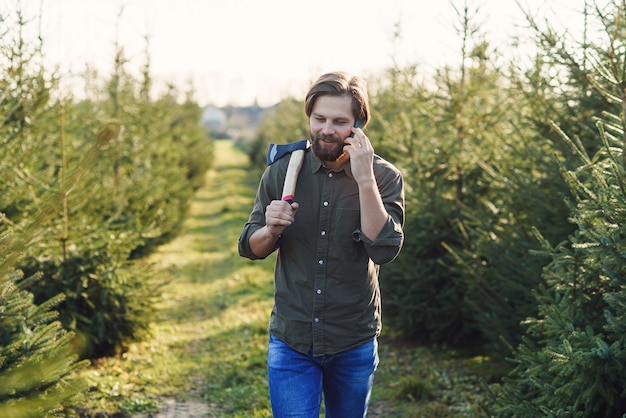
[0,216,88,417]
[492,2,626,415]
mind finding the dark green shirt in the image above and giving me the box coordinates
[239,148,404,356]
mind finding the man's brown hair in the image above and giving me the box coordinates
[304,71,370,127]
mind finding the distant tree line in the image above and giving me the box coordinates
[0,7,214,417]
[247,1,626,416]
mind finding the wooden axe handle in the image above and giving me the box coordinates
[281,149,305,204]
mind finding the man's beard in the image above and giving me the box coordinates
[311,132,344,162]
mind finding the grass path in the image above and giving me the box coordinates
[78,140,275,416]
[138,140,275,416]
[135,140,277,416]
[76,140,493,417]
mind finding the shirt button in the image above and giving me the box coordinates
[321,230,326,236]
[318,260,324,265]
[323,201,329,207]
[328,173,333,178]
[314,317,320,323]
[316,289,322,294]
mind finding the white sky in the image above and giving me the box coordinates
[8,0,587,106]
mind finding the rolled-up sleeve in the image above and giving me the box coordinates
[238,222,263,260]
[238,164,282,260]
[352,162,404,264]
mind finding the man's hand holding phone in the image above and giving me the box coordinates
[343,119,375,184]
[334,120,364,166]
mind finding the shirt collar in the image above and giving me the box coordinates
[309,150,354,179]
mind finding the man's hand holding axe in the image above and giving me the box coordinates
[248,140,310,258]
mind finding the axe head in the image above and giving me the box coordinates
[267,139,310,165]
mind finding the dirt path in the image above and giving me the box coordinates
[133,398,212,418]
[131,140,254,418]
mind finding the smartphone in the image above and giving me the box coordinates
[336,119,364,164]
[349,119,364,138]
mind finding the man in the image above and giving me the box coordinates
[238,71,404,417]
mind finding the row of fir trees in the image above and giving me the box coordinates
[0,9,214,417]
[247,1,626,416]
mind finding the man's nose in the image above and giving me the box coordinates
[322,121,335,135]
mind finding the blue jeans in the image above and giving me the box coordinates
[267,334,378,418]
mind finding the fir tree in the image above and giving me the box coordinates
[0,271,87,418]
[0,15,85,416]
[373,3,566,350]
[492,2,626,415]
[0,212,87,417]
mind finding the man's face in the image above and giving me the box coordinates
[309,95,354,163]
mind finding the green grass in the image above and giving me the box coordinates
[73,140,505,417]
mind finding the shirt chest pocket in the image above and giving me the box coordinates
[332,208,361,260]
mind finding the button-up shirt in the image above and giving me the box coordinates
[239,148,404,356]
